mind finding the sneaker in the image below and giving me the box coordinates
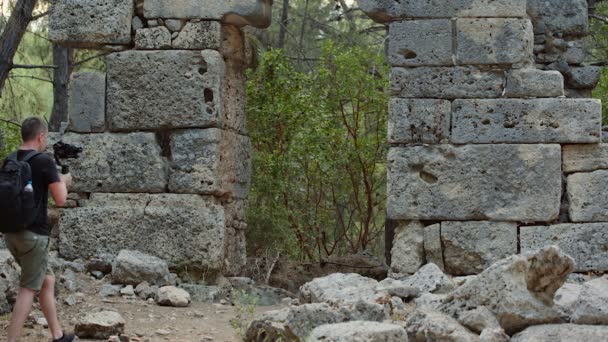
[52,332,77,342]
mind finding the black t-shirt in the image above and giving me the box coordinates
[17,150,60,236]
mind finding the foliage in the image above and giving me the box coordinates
[229,289,259,338]
[246,42,389,261]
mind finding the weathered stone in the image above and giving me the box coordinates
[308,321,408,342]
[299,273,380,304]
[563,144,608,173]
[98,284,122,298]
[106,50,224,131]
[132,16,144,31]
[67,72,106,133]
[156,286,191,307]
[505,69,564,98]
[75,311,125,339]
[423,224,444,271]
[521,224,608,272]
[168,129,251,199]
[143,0,272,28]
[565,88,592,98]
[391,67,504,99]
[391,221,424,274]
[554,283,582,318]
[388,20,452,67]
[359,0,527,22]
[568,170,608,222]
[388,99,450,144]
[564,66,602,89]
[172,21,222,50]
[120,285,135,296]
[456,18,533,65]
[59,194,225,269]
[223,227,246,276]
[112,250,172,286]
[479,328,509,342]
[457,306,500,334]
[135,282,159,300]
[50,132,167,193]
[440,246,573,335]
[512,324,608,342]
[414,293,447,311]
[0,250,20,315]
[405,309,479,342]
[441,221,517,275]
[134,27,171,49]
[86,253,114,275]
[402,263,455,294]
[528,0,589,36]
[164,19,184,32]
[49,0,133,47]
[451,99,601,144]
[219,26,249,135]
[387,144,561,221]
[571,277,608,324]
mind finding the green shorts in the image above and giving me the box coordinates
[4,230,53,291]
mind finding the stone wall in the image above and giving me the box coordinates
[360,0,607,276]
[48,0,272,276]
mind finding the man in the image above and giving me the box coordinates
[3,117,75,342]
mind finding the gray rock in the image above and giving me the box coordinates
[135,282,159,300]
[568,170,608,222]
[565,66,602,89]
[563,144,608,173]
[440,246,573,335]
[376,278,420,300]
[49,0,133,47]
[132,16,144,32]
[390,221,425,274]
[164,19,184,32]
[388,20,452,66]
[511,324,608,342]
[180,284,225,303]
[308,321,408,342]
[423,224,444,271]
[505,68,564,97]
[120,285,135,296]
[391,67,504,99]
[156,286,191,307]
[172,21,222,50]
[67,72,106,133]
[387,144,561,221]
[456,18,533,65]
[401,263,455,294]
[441,221,517,275]
[527,0,589,36]
[112,250,172,286]
[64,260,86,273]
[388,99,451,144]
[0,250,20,315]
[223,226,247,276]
[86,253,114,275]
[414,293,447,311]
[300,273,380,304]
[479,328,509,342]
[99,284,122,298]
[521,224,608,272]
[405,309,479,342]
[457,306,500,334]
[451,99,601,144]
[134,27,171,49]
[554,283,582,318]
[91,271,104,280]
[75,311,125,339]
[571,277,608,324]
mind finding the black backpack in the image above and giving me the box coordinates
[0,151,41,233]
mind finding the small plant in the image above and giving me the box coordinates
[230,289,260,339]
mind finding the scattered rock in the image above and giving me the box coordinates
[405,309,479,342]
[571,276,608,324]
[36,317,48,328]
[112,250,172,286]
[457,306,500,334]
[120,285,135,296]
[511,324,608,341]
[75,311,125,339]
[554,282,582,318]
[86,253,114,275]
[401,263,455,294]
[64,295,77,306]
[299,273,380,304]
[99,284,122,298]
[479,328,509,342]
[308,321,408,341]
[414,293,447,311]
[64,261,86,273]
[156,286,191,307]
[135,281,158,300]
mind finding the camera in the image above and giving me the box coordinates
[53,141,82,174]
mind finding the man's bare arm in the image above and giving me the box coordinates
[49,173,72,206]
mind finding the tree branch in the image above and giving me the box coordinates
[73,52,110,67]
[0,118,21,128]
[12,64,57,69]
[590,13,608,24]
[31,11,49,21]
[9,74,53,83]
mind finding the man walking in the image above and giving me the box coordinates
[2,117,76,342]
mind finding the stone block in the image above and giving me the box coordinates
[568,170,608,222]
[224,198,248,231]
[564,66,602,90]
[219,26,249,135]
[172,21,222,50]
[441,221,517,275]
[563,144,608,173]
[49,0,133,47]
[456,18,533,65]
[134,27,171,49]
[68,72,106,133]
[521,224,608,271]
[388,20,452,67]
[358,0,527,22]
[106,50,224,131]
[387,144,561,221]
[528,0,588,36]
[391,67,504,99]
[59,193,225,269]
[505,69,564,98]
[391,221,425,274]
[388,98,450,144]
[168,129,251,199]
[423,224,443,271]
[451,99,601,144]
[223,227,246,276]
[50,132,167,193]
[143,0,272,28]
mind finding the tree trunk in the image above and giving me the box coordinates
[297,0,309,66]
[0,0,38,98]
[48,45,73,132]
[384,219,397,266]
[278,0,289,48]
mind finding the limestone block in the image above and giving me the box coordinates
[505,69,564,98]
[423,224,444,271]
[441,221,517,276]
[520,224,608,271]
[168,129,251,199]
[391,67,504,99]
[564,66,602,90]
[563,144,608,173]
[451,99,601,144]
[390,221,425,274]
[106,50,224,131]
[388,20,452,67]
[219,26,249,135]
[50,132,167,193]
[172,21,222,50]
[49,0,133,47]
[134,27,171,49]
[527,0,589,36]
[143,0,272,28]
[308,321,408,342]
[358,0,527,22]
[388,98,450,144]
[387,144,561,221]
[223,227,246,276]
[59,194,225,269]
[67,72,106,133]
[224,198,248,231]
[512,324,608,342]
[456,18,533,65]
[568,170,608,222]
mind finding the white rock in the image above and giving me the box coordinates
[572,276,608,324]
[401,263,455,294]
[308,321,408,342]
[75,311,125,339]
[156,286,191,307]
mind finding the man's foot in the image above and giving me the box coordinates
[52,332,77,342]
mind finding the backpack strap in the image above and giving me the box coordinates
[20,150,41,163]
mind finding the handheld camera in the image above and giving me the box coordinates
[53,141,82,174]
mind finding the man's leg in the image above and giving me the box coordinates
[39,275,63,340]
[6,287,36,342]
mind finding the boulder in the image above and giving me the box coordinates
[156,286,191,307]
[571,277,608,324]
[299,273,380,304]
[0,250,20,315]
[512,324,608,341]
[405,309,479,342]
[553,283,582,318]
[414,293,447,311]
[111,250,172,286]
[479,328,509,342]
[86,253,114,275]
[99,284,122,298]
[457,306,500,334]
[401,263,455,294]
[308,321,408,342]
[75,311,125,339]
